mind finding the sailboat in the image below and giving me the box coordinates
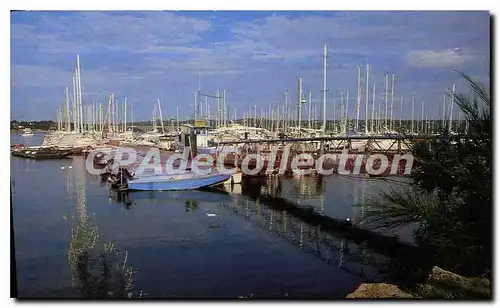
[21,128,34,137]
[137,100,165,146]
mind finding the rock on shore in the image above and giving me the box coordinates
[346,283,412,298]
[346,266,491,299]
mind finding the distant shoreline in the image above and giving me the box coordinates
[11,129,50,134]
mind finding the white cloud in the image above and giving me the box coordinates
[406,49,476,68]
[11,12,212,55]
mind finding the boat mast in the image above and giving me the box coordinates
[365,64,370,135]
[322,44,327,134]
[284,90,289,132]
[94,102,97,133]
[281,103,285,131]
[111,94,114,133]
[297,77,304,131]
[110,94,114,133]
[116,101,119,133]
[56,108,60,131]
[72,75,77,132]
[411,94,415,134]
[89,104,91,132]
[384,71,388,132]
[399,96,403,130]
[345,90,349,133]
[99,102,103,133]
[371,83,376,134]
[194,90,198,122]
[124,97,127,133]
[355,65,361,132]
[81,104,84,132]
[308,91,312,129]
[390,73,395,131]
[441,94,446,129]
[88,104,90,132]
[340,91,344,134]
[107,94,112,133]
[115,96,118,133]
[425,116,428,135]
[377,98,381,134]
[312,104,316,130]
[215,89,219,128]
[77,54,84,134]
[87,102,94,132]
[88,102,90,132]
[332,98,336,132]
[112,93,116,133]
[65,86,70,132]
[152,103,156,132]
[448,84,455,133]
[421,101,425,134]
[223,89,226,127]
[74,73,78,132]
[82,105,86,132]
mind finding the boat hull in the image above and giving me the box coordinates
[127,173,232,191]
[11,148,72,159]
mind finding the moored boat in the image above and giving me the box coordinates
[11,146,72,159]
[21,128,34,137]
[125,172,232,191]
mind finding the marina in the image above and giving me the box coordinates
[10,10,491,299]
[9,54,486,297]
[11,133,420,298]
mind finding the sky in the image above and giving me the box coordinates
[10,10,490,121]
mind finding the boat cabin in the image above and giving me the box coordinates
[178,124,211,148]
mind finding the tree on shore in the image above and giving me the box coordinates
[360,71,491,278]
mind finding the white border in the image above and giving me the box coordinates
[4,2,497,307]
[6,0,497,10]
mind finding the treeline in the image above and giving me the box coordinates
[10,120,56,131]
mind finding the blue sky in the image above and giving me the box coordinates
[11,11,490,121]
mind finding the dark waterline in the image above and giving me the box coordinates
[11,133,417,298]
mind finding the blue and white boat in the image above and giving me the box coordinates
[126,172,232,191]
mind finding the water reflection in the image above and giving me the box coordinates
[214,192,377,280]
[246,174,413,239]
[118,183,378,280]
[108,190,134,209]
[115,182,382,282]
[233,175,428,285]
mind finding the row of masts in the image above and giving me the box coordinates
[235,103,465,135]
[186,85,466,136]
[56,55,185,135]
[190,44,466,136]
[56,48,468,137]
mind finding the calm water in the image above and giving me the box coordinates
[11,133,416,298]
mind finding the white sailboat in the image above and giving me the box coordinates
[22,128,34,137]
